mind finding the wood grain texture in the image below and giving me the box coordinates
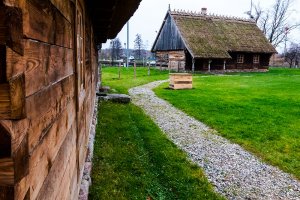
[0,185,14,200]
[13,134,29,183]
[50,0,72,23]
[0,119,29,154]
[36,124,76,200]
[0,124,11,158]
[9,74,25,119]
[0,158,14,186]
[0,5,23,55]
[6,40,74,96]
[0,45,6,83]
[0,83,11,118]
[21,0,73,48]
[169,73,193,89]
[26,75,75,152]
[0,74,25,119]
[28,101,76,199]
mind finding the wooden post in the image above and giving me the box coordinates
[148,65,150,76]
[134,62,136,79]
[118,62,121,79]
[208,60,212,72]
[160,63,162,71]
[99,62,102,87]
[192,58,195,73]
[223,60,226,71]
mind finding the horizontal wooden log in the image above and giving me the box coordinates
[36,124,77,200]
[0,74,25,119]
[0,158,14,186]
[0,185,14,200]
[50,0,72,23]
[169,73,193,89]
[6,40,74,95]
[24,98,75,199]
[0,5,23,55]
[0,83,11,118]
[13,134,29,183]
[27,75,75,152]
[0,44,6,83]
[0,119,29,154]
[9,74,25,119]
[21,0,73,48]
[14,172,29,200]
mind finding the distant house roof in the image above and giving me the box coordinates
[153,10,277,59]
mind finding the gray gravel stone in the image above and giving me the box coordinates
[100,94,131,103]
[129,80,300,200]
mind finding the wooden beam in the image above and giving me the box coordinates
[13,134,29,183]
[0,185,14,200]
[22,0,73,48]
[208,59,212,72]
[9,74,25,119]
[0,45,6,83]
[0,74,25,120]
[0,5,23,55]
[0,158,14,186]
[0,125,11,158]
[192,58,195,73]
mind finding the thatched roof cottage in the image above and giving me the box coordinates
[151,8,277,72]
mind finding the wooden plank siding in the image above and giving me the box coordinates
[0,0,99,199]
[152,13,185,52]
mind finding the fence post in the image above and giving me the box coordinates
[118,62,121,79]
[134,62,136,79]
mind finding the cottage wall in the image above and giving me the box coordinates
[156,50,186,71]
[0,0,98,199]
[192,53,272,71]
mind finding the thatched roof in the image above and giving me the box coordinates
[170,10,277,59]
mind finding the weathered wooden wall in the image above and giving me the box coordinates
[0,0,98,199]
[168,51,185,71]
[152,13,185,52]
[156,51,186,71]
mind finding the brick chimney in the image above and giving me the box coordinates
[201,8,207,15]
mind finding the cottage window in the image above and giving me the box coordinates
[77,4,85,91]
[237,54,244,63]
[253,55,260,64]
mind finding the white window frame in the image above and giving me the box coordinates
[253,55,260,64]
[237,54,244,63]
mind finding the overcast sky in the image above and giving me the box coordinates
[102,0,300,52]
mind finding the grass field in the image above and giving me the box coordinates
[154,68,300,179]
[101,66,169,94]
[89,102,224,200]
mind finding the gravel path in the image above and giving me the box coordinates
[128,80,300,200]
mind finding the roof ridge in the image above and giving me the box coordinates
[170,9,255,23]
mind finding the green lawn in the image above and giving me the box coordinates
[101,66,169,94]
[89,102,224,200]
[154,68,300,179]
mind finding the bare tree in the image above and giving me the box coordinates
[110,38,123,63]
[252,0,300,47]
[134,34,144,60]
[285,43,300,67]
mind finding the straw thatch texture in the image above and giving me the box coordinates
[171,11,276,59]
